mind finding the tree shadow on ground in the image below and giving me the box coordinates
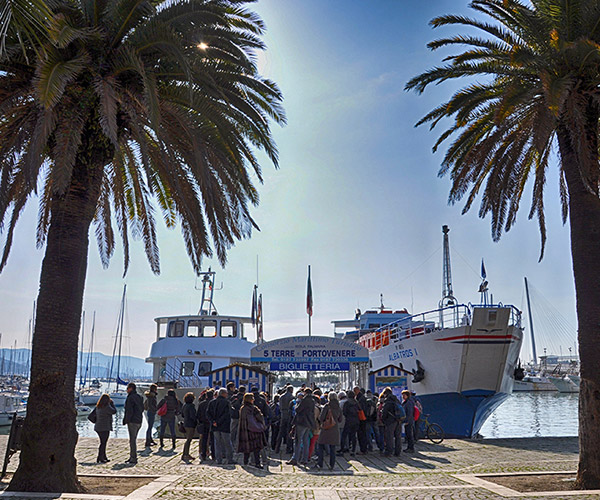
[477,437,578,454]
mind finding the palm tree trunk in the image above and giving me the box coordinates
[8,160,102,493]
[558,121,600,490]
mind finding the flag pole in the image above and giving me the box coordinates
[307,265,313,337]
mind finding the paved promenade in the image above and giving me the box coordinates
[0,435,598,499]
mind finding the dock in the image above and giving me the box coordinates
[0,435,596,499]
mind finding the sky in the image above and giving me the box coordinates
[0,0,577,362]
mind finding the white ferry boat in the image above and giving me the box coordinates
[0,394,26,427]
[145,270,257,398]
[333,226,524,438]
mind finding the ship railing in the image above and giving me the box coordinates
[162,358,204,389]
[358,303,522,350]
[469,302,522,329]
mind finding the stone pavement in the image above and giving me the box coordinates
[0,435,598,499]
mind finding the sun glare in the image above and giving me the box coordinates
[197,42,209,50]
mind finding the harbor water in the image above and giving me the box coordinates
[480,391,579,438]
[2,390,575,439]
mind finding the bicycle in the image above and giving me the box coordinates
[421,414,445,444]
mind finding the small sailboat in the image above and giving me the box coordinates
[78,312,103,405]
[513,277,578,392]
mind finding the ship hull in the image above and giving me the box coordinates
[367,306,523,438]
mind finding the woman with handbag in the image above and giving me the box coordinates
[237,392,267,468]
[157,389,181,448]
[316,391,342,470]
[91,394,116,463]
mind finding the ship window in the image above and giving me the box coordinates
[180,362,195,377]
[202,321,217,337]
[221,321,237,338]
[487,310,498,325]
[168,320,184,337]
[198,362,212,376]
[188,320,201,337]
[187,320,217,337]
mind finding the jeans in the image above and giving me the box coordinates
[160,418,175,441]
[96,430,109,462]
[213,430,234,463]
[376,425,385,451]
[183,427,195,457]
[146,411,156,442]
[317,443,336,469]
[275,417,292,453]
[404,421,415,451]
[292,425,311,463]
[270,422,280,449]
[384,422,401,455]
[366,421,377,450]
[357,420,368,452]
[230,418,239,451]
[199,422,213,459]
[127,422,141,461]
[341,423,358,452]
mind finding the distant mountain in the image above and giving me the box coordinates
[0,348,152,380]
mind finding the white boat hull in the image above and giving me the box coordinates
[368,306,523,437]
[513,377,557,392]
[549,376,579,393]
[0,409,26,427]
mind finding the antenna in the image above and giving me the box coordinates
[440,225,457,308]
[195,268,223,315]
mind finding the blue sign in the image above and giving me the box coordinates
[270,362,350,372]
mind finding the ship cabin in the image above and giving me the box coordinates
[333,308,437,352]
[333,309,411,342]
[146,314,256,389]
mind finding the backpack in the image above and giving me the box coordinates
[413,404,421,421]
[394,401,406,422]
[365,399,376,418]
[322,408,336,430]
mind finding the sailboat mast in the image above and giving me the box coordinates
[524,277,538,365]
[84,312,95,387]
[78,311,85,387]
[116,285,126,387]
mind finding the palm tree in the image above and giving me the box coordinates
[0,0,284,492]
[406,0,600,489]
[0,0,51,54]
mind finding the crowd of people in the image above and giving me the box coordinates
[88,381,423,470]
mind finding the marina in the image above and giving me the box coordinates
[0,388,574,439]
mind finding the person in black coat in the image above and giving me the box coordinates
[341,391,360,455]
[93,394,116,463]
[275,385,294,454]
[144,383,158,447]
[208,388,235,464]
[181,392,197,461]
[229,386,246,451]
[196,389,215,461]
[123,382,144,464]
[287,389,315,465]
[401,390,416,452]
[354,387,369,453]
[381,388,402,456]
